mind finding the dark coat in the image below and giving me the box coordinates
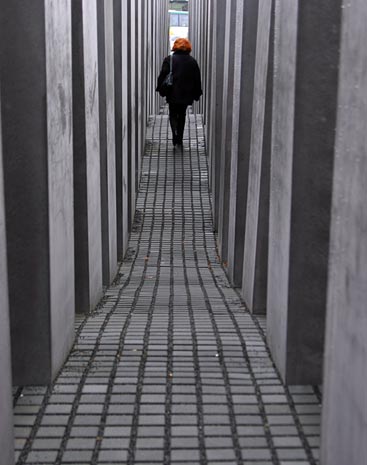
[156,51,202,105]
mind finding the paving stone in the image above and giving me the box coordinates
[98,449,128,462]
[66,438,96,449]
[134,449,164,461]
[171,414,198,425]
[103,426,131,437]
[171,436,200,448]
[40,415,70,426]
[27,450,58,462]
[100,438,130,449]
[31,438,62,450]
[273,436,303,448]
[276,448,308,460]
[69,426,99,437]
[206,449,237,460]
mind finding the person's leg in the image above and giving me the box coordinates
[168,103,179,145]
[176,104,188,144]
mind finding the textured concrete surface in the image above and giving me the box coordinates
[0,0,74,384]
[267,0,341,384]
[242,0,274,314]
[73,0,103,313]
[321,1,367,463]
[129,0,137,230]
[209,0,226,231]
[113,0,126,261]
[135,0,144,188]
[121,0,130,248]
[0,100,14,465]
[217,0,237,263]
[98,0,118,286]
[227,0,259,287]
[13,114,321,465]
[45,0,76,382]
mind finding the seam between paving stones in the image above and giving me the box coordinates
[126,114,167,465]
[90,115,164,465]
[163,125,175,465]
[188,116,245,465]
[181,127,208,465]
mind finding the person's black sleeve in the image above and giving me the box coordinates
[193,61,202,101]
[156,57,170,92]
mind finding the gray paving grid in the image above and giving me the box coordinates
[13,113,321,465]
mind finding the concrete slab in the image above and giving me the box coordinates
[72,0,103,313]
[120,0,129,254]
[227,0,259,287]
[217,0,237,263]
[0,0,74,384]
[129,0,137,229]
[322,1,367,463]
[0,98,15,465]
[209,0,226,231]
[98,0,118,286]
[267,0,342,384]
[242,0,274,313]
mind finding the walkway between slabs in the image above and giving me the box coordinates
[13,112,321,465]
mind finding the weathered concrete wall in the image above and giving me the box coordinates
[105,0,118,282]
[120,0,129,251]
[242,0,274,312]
[0,0,74,384]
[209,0,226,231]
[98,0,118,286]
[113,0,127,261]
[0,98,14,465]
[217,0,237,263]
[128,0,137,229]
[72,0,103,312]
[321,1,367,463]
[267,0,341,384]
[45,0,76,375]
[227,0,259,287]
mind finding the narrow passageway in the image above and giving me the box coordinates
[14,113,321,465]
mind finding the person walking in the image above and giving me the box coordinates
[156,38,202,147]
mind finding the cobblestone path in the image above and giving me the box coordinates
[13,114,321,465]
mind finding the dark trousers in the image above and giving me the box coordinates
[169,103,188,144]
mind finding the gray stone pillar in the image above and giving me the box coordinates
[204,0,214,144]
[113,0,127,261]
[208,0,226,231]
[121,0,130,249]
[136,0,143,186]
[129,0,137,229]
[98,0,118,286]
[72,0,103,313]
[0,0,75,384]
[227,0,259,287]
[267,0,342,384]
[0,99,14,465]
[242,0,274,312]
[217,0,237,263]
[321,1,367,463]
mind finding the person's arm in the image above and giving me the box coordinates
[193,61,202,101]
[156,58,170,92]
